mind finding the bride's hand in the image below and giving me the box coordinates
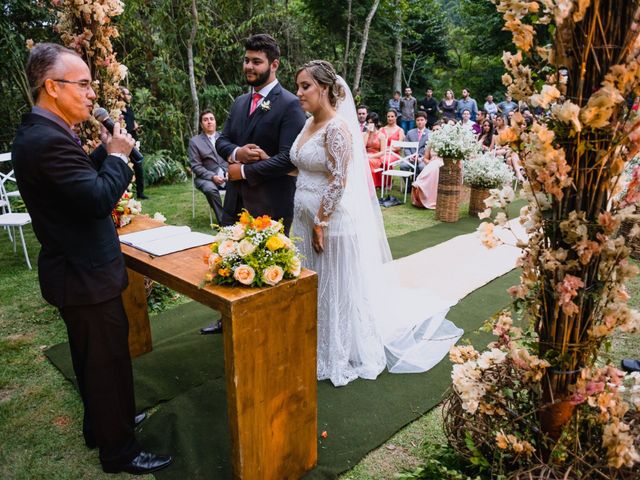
[312,226,324,253]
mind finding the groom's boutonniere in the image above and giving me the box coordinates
[260,100,271,112]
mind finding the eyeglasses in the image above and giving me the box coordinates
[51,79,93,90]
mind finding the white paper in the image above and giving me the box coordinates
[119,225,215,256]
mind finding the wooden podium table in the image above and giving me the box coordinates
[118,217,318,479]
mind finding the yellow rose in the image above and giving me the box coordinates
[233,265,255,285]
[237,239,257,257]
[266,235,285,251]
[262,265,284,286]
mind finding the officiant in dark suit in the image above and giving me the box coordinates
[217,33,306,232]
[12,43,172,475]
[189,109,227,224]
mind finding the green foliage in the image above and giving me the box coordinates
[146,282,182,313]
[142,149,187,186]
[395,444,485,479]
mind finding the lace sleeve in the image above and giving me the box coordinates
[316,119,352,226]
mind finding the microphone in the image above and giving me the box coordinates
[94,107,143,166]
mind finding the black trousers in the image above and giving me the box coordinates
[59,296,141,470]
[132,159,145,197]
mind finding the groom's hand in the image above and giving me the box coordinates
[236,144,262,164]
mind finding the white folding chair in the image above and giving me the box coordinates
[0,181,31,269]
[380,141,419,203]
[0,152,20,202]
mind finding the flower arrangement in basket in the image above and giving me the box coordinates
[442,0,640,477]
[464,152,515,215]
[203,211,302,287]
[111,191,141,228]
[428,123,481,163]
[463,152,515,190]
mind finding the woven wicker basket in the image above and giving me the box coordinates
[436,159,462,222]
[468,187,491,216]
[619,207,640,260]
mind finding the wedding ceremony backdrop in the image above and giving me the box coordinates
[1,0,640,479]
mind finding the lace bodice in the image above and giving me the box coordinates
[291,117,352,223]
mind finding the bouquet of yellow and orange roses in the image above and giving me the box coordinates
[203,211,302,287]
[111,191,142,228]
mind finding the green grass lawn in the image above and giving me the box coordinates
[1,179,637,479]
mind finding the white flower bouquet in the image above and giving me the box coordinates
[463,152,514,189]
[203,211,302,287]
[428,123,481,161]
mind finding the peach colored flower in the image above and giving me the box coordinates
[237,239,257,257]
[262,265,284,286]
[233,265,255,285]
[218,239,238,258]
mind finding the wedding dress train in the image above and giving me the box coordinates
[291,78,463,387]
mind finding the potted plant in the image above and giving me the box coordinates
[463,152,514,215]
[428,123,481,222]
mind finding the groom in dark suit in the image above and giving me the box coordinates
[12,43,172,474]
[217,33,306,232]
[200,34,305,336]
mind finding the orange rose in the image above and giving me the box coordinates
[262,265,284,286]
[252,215,272,230]
[233,264,256,285]
[239,211,252,225]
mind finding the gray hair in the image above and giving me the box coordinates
[26,43,80,102]
[296,60,345,108]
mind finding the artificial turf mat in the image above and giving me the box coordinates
[45,205,523,479]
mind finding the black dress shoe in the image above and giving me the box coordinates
[85,413,147,449]
[200,320,223,335]
[103,451,173,475]
[621,359,640,373]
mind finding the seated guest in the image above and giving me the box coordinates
[411,121,444,209]
[364,112,385,188]
[403,111,429,176]
[188,109,228,224]
[459,109,476,131]
[380,109,405,189]
[357,104,368,132]
[472,110,486,135]
[478,119,495,152]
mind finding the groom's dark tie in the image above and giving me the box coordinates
[249,92,262,115]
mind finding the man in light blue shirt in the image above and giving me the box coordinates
[456,88,478,122]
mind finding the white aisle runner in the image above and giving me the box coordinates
[376,218,526,373]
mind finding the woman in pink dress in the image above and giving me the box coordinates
[411,122,444,209]
[380,109,405,189]
[364,112,385,188]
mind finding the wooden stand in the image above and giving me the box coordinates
[119,217,318,479]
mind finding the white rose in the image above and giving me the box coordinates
[270,220,283,231]
[237,239,257,257]
[262,265,284,286]
[233,264,255,285]
[218,239,237,258]
[229,224,246,241]
[153,212,166,223]
[288,256,302,277]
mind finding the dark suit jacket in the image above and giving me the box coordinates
[12,113,133,308]
[188,132,227,190]
[216,83,306,225]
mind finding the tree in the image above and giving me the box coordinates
[352,0,381,92]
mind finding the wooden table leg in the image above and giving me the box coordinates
[122,268,152,358]
[224,274,318,480]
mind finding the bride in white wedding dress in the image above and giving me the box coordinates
[290,60,463,387]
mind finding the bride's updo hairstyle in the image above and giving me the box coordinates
[297,60,345,107]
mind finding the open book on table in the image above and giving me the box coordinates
[119,225,215,256]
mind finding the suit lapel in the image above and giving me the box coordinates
[244,84,282,141]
